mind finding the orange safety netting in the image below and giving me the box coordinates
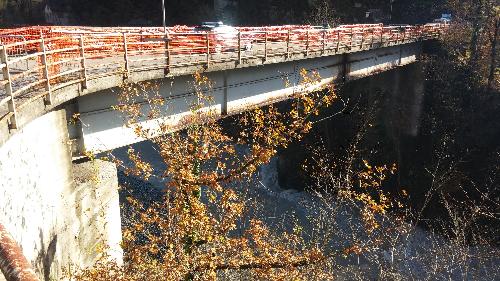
[0,23,447,78]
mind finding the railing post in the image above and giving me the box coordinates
[360,28,364,49]
[370,28,374,48]
[264,31,268,62]
[206,32,210,67]
[349,28,353,50]
[380,28,384,46]
[286,29,291,59]
[122,33,130,78]
[322,29,326,55]
[237,31,241,65]
[40,35,52,105]
[79,35,88,90]
[336,30,340,53]
[0,46,17,129]
[165,32,170,74]
[305,29,309,56]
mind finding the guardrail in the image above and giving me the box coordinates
[0,23,447,130]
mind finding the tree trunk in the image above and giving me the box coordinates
[488,18,499,90]
[469,0,484,67]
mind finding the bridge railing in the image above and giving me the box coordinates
[0,23,448,130]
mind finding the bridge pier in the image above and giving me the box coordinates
[383,62,425,188]
[276,62,426,191]
[0,109,122,280]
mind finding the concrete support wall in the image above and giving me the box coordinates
[0,110,122,280]
[68,160,123,269]
[0,110,72,280]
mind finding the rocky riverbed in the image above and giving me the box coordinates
[109,141,499,280]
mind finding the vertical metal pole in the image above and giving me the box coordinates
[305,29,309,56]
[349,27,353,50]
[165,32,170,73]
[360,28,364,49]
[206,32,210,67]
[380,28,384,46]
[370,28,374,48]
[286,29,291,59]
[336,30,340,53]
[122,33,130,78]
[322,29,326,54]
[40,36,52,105]
[79,35,88,90]
[390,0,393,22]
[264,31,268,62]
[162,0,166,34]
[162,0,168,74]
[0,47,17,129]
[237,31,242,65]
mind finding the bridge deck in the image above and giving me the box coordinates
[0,24,446,133]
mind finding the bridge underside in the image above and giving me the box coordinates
[76,42,422,152]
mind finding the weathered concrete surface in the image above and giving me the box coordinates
[0,110,72,280]
[0,109,122,280]
[69,159,123,269]
[78,42,423,152]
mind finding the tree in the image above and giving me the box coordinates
[69,67,413,280]
[446,0,499,90]
[73,71,334,280]
[307,0,340,27]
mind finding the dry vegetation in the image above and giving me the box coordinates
[67,58,499,279]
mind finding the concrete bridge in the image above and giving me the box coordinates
[0,23,446,280]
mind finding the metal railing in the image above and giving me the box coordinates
[0,23,448,130]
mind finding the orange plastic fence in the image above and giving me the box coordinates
[0,24,445,55]
[0,23,447,78]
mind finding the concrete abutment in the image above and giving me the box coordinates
[0,109,122,281]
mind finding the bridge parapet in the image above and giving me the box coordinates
[0,23,447,140]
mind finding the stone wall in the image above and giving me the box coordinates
[0,109,122,280]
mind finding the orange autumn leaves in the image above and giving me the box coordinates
[74,69,398,280]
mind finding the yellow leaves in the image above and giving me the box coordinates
[74,69,343,281]
[69,112,81,125]
[321,91,337,106]
[401,189,408,197]
[343,244,363,257]
[125,147,154,181]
